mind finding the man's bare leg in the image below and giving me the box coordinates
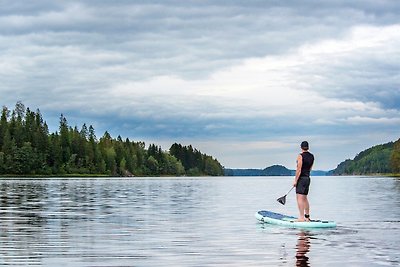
[304,197,310,221]
[296,194,305,222]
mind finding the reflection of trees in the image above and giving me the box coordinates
[0,179,205,264]
[0,180,48,265]
[394,177,400,191]
[296,231,311,267]
[0,180,48,226]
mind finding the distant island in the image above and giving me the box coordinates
[224,165,329,176]
[0,102,224,177]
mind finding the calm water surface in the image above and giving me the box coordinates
[0,176,399,266]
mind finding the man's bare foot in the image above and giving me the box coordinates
[295,218,306,222]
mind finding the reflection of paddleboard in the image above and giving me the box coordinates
[255,210,336,228]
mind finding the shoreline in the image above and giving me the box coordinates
[1,173,399,179]
[0,174,218,179]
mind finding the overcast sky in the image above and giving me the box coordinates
[1,0,400,170]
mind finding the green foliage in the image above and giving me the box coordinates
[169,143,224,176]
[333,141,396,175]
[391,138,400,173]
[0,103,224,177]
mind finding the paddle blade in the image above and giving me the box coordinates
[277,195,286,205]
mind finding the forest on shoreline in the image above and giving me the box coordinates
[332,139,400,176]
[0,102,398,178]
[0,102,224,177]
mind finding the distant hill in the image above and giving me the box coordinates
[332,139,400,175]
[225,164,329,176]
[224,165,290,176]
[312,170,331,176]
[264,165,294,176]
[224,168,264,176]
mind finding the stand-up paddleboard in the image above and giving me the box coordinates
[255,210,336,228]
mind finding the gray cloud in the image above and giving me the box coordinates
[2,0,396,78]
[1,1,397,81]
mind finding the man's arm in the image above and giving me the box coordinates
[293,154,302,187]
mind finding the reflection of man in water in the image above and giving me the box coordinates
[296,231,311,267]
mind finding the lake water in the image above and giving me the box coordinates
[0,176,399,266]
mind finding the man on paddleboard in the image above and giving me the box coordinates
[293,141,314,222]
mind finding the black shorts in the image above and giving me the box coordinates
[296,176,311,195]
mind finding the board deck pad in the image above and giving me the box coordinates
[255,210,336,228]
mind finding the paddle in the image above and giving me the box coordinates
[277,186,295,205]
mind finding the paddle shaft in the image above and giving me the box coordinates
[285,186,295,196]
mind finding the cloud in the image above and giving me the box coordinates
[343,116,400,125]
[98,23,400,129]
[295,25,400,109]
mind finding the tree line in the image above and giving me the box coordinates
[0,102,224,176]
[333,139,400,175]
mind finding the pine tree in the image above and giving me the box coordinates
[0,107,9,150]
[59,114,71,164]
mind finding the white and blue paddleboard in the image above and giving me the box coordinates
[255,210,336,228]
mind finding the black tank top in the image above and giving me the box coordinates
[300,152,314,177]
